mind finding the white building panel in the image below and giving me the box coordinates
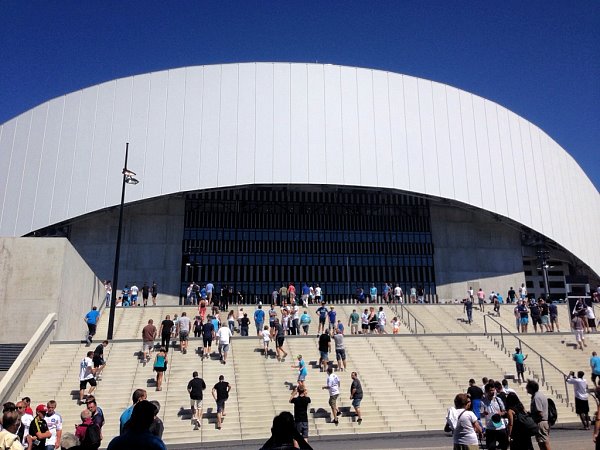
[236,64,256,186]
[0,63,597,276]
[339,67,361,187]
[106,78,134,205]
[2,112,32,235]
[273,63,292,184]
[180,66,204,192]
[356,69,377,187]
[162,68,186,194]
[496,105,518,220]
[431,82,455,198]
[200,65,221,189]
[445,86,469,204]
[0,121,16,230]
[323,65,344,185]
[143,71,169,199]
[459,91,482,208]
[418,79,440,197]
[217,64,239,187]
[68,86,97,218]
[16,105,46,234]
[386,74,409,191]
[472,96,495,211]
[372,70,394,189]
[32,98,63,231]
[403,76,425,194]
[50,92,80,225]
[254,64,275,184]
[86,81,114,213]
[127,76,150,204]
[307,64,327,184]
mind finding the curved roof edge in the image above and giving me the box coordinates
[0,63,598,275]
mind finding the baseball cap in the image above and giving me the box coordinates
[36,404,47,413]
[491,413,503,428]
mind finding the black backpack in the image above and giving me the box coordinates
[547,398,557,426]
[81,423,101,450]
[514,411,539,436]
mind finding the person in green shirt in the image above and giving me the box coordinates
[348,309,360,335]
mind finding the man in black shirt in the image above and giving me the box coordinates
[318,330,331,372]
[212,375,231,430]
[239,313,250,336]
[289,386,311,443]
[28,404,51,449]
[350,372,363,423]
[93,340,108,380]
[202,320,215,359]
[187,371,207,430]
[467,378,484,421]
[159,315,174,352]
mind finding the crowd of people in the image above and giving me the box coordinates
[103,280,159,308]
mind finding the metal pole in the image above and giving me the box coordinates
[107,143,129,341]
[500,326,504,350]
[483,315,487,334]
[540,356,545,385]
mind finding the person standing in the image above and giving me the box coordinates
[142,319,157,363]
[572,310,587,351]
[44,400,63,450]
[301,283,310,307]
[291,355,308,389]
[104,281,112,308]
[92,341,108,380]
[377,307,387,334]
[108,401,166,450]
[318,330,331,372]
[315,302,328,335]
[206,281,214,305]
[254,304,266,338]
[504,392,533,450]
[153,347,168,391]
[177,312,191,354]
[141,282,150,307]
[119,389,147,434]
[513,348,528,384]
[481,384,508,450]
[212,375,231,430]
[477,288,485,312]
[327,307,337,332]
[201,318,215,359]
[467,379,484,421]
[526,380,551,450]
[239,313,250,337]
[322,368,341,424]
[332,328,346,372]
[348,309,359,335]
[452,393,482,450]
[289,386,311,443]
[370,284,377,303]
[187,371,206,430]
[394,285,403,303]
[27,405,51,450]
[350,372,363,423]
[519,283,528,301]
[507,286,516,304]
[591,352,600,387]
[567,371,590,430]
[548,300,559,332]
[130,283,139,306]
[79,351,97,405]
[84,307,100,345]
[300,310,311,335]
[272,318,289,362]
[151,281,158,305]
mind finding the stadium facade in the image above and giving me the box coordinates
[0,63,598,302]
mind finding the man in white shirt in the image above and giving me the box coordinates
[44,400,63,450]
[377,307,387,334]
[217,325,233,365]
[393,285,403,303]
[16,400,33,448]
[567,370,590,429]
[481,383,508,450]
[79,351,97,405]
[322,367,341,424]
[130,283,139,306]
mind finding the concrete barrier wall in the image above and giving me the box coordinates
[0,237,104,343]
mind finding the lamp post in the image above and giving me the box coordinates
[107,143,139,340]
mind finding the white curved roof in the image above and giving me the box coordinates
[1,63,598,274]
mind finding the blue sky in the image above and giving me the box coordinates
[1,1,598,189]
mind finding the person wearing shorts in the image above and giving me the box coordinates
[292,355,308,389]
[212,375,231,430]
[79,351,97,404]
[350,372,363,423]
[187,371,206,429]
[202,319,215,360]
[273,319,288,362]
[178,312,191,354]
[361,309,369,334]
[318,330,331,372]
[323,367,341,424]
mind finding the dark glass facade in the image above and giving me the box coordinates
[182,186,435,302]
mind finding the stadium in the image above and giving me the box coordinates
[0,63,599,448]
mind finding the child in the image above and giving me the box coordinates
[261,325,271,358]
[291,354,308,389]
[391,317,400,334]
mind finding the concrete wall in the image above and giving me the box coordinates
[0,238,104,343]
[69,196,184,304]
[431,203,524,300]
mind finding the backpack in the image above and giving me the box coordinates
[547,398,557,426]
[514,411,539,436]
[81,423,101,450]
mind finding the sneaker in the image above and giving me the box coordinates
[357,418,362,424]
[333,419,339,425]
[336,410,342,416]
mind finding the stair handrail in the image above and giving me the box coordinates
[483,314,571,406]
[393,302,426,334]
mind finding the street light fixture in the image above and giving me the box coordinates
[107,143,139,340]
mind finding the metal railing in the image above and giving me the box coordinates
[483,314,571,406]
[393,303,426,334]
